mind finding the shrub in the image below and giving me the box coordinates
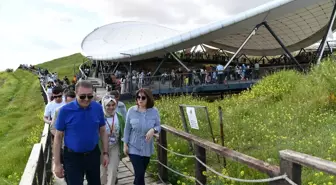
[5,68,13,73]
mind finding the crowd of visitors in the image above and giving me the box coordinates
[39,65,161,185]
[94,50,314,95]
[19,48,315,185]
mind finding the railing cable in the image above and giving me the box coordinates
[151,159,204,185]
[146,171,168,185]
[155,142,297,185]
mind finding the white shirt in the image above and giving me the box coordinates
[216,64,224,74]
[44,100,66,120]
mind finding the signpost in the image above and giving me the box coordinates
[186,106,199,130]
[179,104,219,163]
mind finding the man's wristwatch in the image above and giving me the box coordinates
[153,128,158,134]
[103,152,109,157]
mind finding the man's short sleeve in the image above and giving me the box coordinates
[44,103,51,117]
[98,106,105,127]
[55,107,66,131]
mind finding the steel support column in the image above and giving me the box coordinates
[262,22,303,71]
[200,44,206,53]
[152,58,166,76]
[241,54,252,64]
[100,61,105,87]
[223,23,262,71]
[297,48,306,56]
[327,41,333,54]
[220,49,229,56]
[129,61,132,94]
[317,2,336,64]
[170,52,190,71]
[120,53,133,94]
[112,62,120,74]
[121,63,130,72]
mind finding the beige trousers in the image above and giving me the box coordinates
[100,144,120,185]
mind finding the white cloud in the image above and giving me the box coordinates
[0,0,284,71]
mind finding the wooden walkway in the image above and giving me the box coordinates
[53,157,164,185]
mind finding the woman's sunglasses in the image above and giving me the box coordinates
[79,94,94,100]
[137,96,147,101]
[103,95,116,100]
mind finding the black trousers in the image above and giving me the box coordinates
[129,154,150,185]
[63,145,101,185]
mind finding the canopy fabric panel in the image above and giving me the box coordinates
[81,0,335,61]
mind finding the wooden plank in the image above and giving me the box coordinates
[118,176,134,185]
[157,130,168,182]
[119,161,125,168]
[122,158,134,174]
[280,150,336,175]
[39,123,50,152]
[195,145,206,185]
[279,158,302,185]
[161,124,280,176]
[118,166,129,173]
[118,171,133,179]
[19,144,42,185]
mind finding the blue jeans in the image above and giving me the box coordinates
[129,154,150,185]
[63,145,101,185]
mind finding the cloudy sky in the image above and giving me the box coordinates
[0,0,272,71]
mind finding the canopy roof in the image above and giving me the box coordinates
[81,0,336,62]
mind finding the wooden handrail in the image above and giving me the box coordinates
[160,124,280,177]
[279,150,336,185]
[19,144,43,185]
[19,123,52,185]
[280,150,336,175]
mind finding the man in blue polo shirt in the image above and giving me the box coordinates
[53,80,109,185]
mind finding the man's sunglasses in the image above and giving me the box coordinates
[79,94,94,100]
[53,95,63,99]
[137,96,146,101]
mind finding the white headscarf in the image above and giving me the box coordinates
[101,95,117,118]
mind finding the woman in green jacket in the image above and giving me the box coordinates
[100,95,125,185]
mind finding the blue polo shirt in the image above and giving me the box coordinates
[55,100,105,153]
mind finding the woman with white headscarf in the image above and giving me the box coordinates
[100,95,125,185]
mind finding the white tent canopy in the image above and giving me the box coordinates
[81,0,336,62]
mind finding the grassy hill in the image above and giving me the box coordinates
[152,59,336,184]
[0,69,45,184]
[36,53,86,78]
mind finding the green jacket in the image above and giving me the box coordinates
[99,112,126,159]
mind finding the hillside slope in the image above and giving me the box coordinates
[0,70,45,184]
[36,53,86,78]
[154,59,336,184]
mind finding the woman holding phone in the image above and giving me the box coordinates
[122,88,161,185]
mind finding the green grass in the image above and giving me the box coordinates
[0,70,45,184]
[36,53,87,79]
[148,59,336,185]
